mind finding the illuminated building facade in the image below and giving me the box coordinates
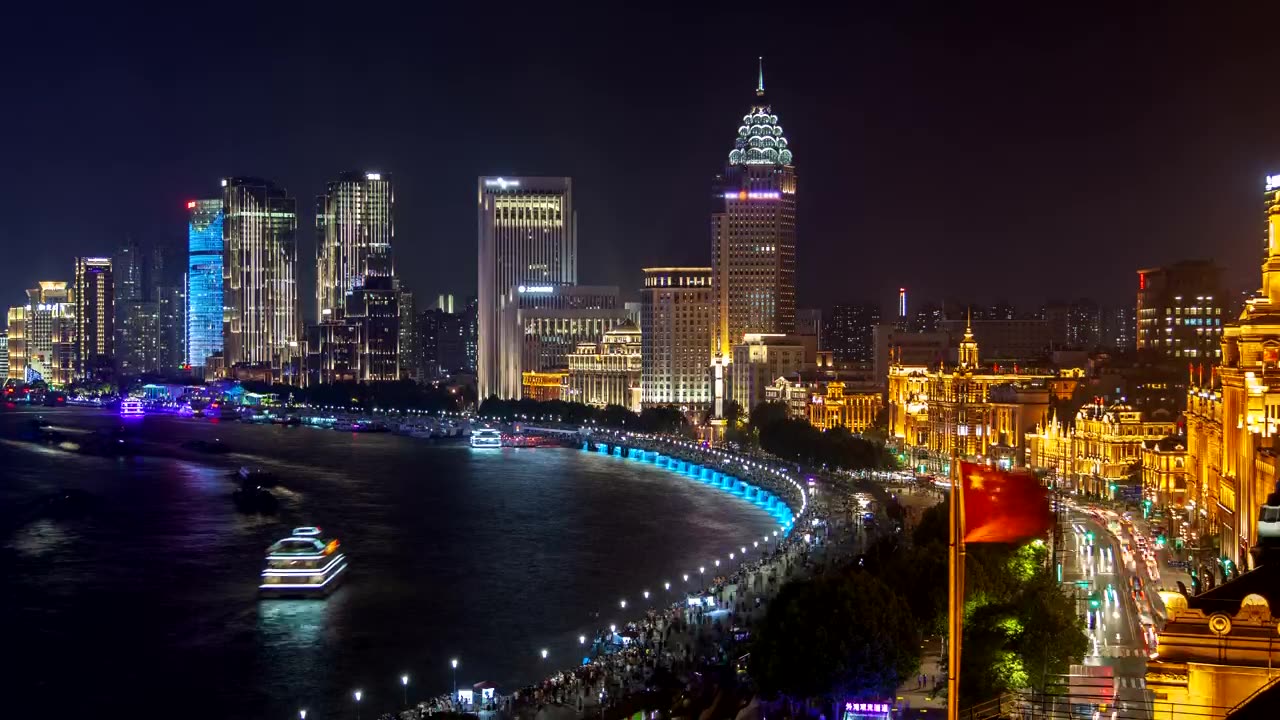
[477,176,576,400]
[315,171,394,318]
[116,300,160,374]
[1136,260,1225,360]
[521,370,567,402]
[6,282,75,385]
[730,333,806,413]
[398,286,419,381]
[888,318,1061,470]
[566,321,641,411]
[74,257,113,377]
[711,62,797,413]
[187,198,223,369]
[0,331,7,378]
[305,319,361,386]
[345,276,399,381]
[1141,436,1188,508]
[640,267,714,409]
[807,381,883,434]
[1146,566,1280,719]
[1024,403,1179,495]
[495,285,624,400]
[222,177,299,379]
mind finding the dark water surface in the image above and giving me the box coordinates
[0,408,775,719]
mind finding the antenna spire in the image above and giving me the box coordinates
[756,56,765,96]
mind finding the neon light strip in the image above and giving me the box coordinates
[262,554,346,576]
[260,562,347,590]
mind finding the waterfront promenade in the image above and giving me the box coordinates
[392,432,893,720]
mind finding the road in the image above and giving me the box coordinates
[1059,504,1160,717]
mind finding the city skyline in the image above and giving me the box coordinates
[4,6,1280,313]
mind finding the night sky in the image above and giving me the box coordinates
[2,4,1279,319]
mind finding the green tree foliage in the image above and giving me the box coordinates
[744,401,893,470]
[243,379,465,412]
[751,571,921,702]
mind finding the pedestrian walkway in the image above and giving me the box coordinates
[893,637,946,712]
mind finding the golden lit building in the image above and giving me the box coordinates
[1180,175,1280,569]
[7,282,76,386]
[521,370,567,402]
[808,381,882,434]
[888,318,1058,471]
[1142,436,1189,508]
[1025,403,1179,495]
[887,363,930,447]
[566,322,642,411]
[1146,567,1280,719]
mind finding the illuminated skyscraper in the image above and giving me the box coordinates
[7,282,75,384]
[641,267,714,409]
[316,171,394,318]
[1135,260,1224,360]
[74,257,113,377]
[187,198,223,369]
[222,177,299,376]
[711,60,796,414]
[476,176,576,399]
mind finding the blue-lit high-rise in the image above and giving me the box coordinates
[187,198,223,369]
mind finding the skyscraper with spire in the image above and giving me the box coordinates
[710,58,797,414]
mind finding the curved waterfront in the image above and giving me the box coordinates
[0,408,777,719]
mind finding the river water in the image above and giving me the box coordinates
[0,407,776,719]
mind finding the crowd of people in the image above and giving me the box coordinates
[394,436,862,720]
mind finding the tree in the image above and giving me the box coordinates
[751,571,920,703]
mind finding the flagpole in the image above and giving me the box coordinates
[947,452,965,720]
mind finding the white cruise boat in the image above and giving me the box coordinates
[470,428,502,448]
[259,527,348,598]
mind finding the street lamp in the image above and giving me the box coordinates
[300,711,307,720]
[664,581,671,591]
[699,566,705,575]
[578,635,586,645]
[643,590,650,600]
[683,573,689,582]
[353,690,363,720]
[451,659,458,696]
[540,648,549,659]
[401,675,410,708]
[620,599,627,610]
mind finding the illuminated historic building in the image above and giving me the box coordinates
[566,321,641,411]
[521,370,567,402]
[730,333,807,414]
[497,285,627,400]
[1145,563,1280,719]
[73,256,113,377]
[1178,176,1280,569]
[711,60,797,414]
[1141,436,1189,508]
[315,171,394,318]
[807,381,882,434]
[187,198,224,370]
[1136,260,1225,360]
[887,317,1066,470]
[222,177,299,379]
[1024,402,1179,495]
[640,267,714,410]
[477,176,576,400]
[6,282,75,385]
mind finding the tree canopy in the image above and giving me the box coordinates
[745,401,894,470]
[476,397,690,435]
[750,570,921,702]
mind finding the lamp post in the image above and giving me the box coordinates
[540,648,549,660]
[300,710,307,720]
[451,659,458,697]
[401,674,409,708]
[353,690,363,720]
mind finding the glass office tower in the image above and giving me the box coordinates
[187,199,224,369]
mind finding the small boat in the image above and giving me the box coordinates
[119,398,144,417]
[260,527,348,598]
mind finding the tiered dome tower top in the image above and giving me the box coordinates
[727,57,794,168]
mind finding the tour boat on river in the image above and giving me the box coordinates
[470,428,502,448]
[259,527,348,598]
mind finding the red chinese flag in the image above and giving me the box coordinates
[959,461,1053,543]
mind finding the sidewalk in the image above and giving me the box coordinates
[894,637,946,713]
